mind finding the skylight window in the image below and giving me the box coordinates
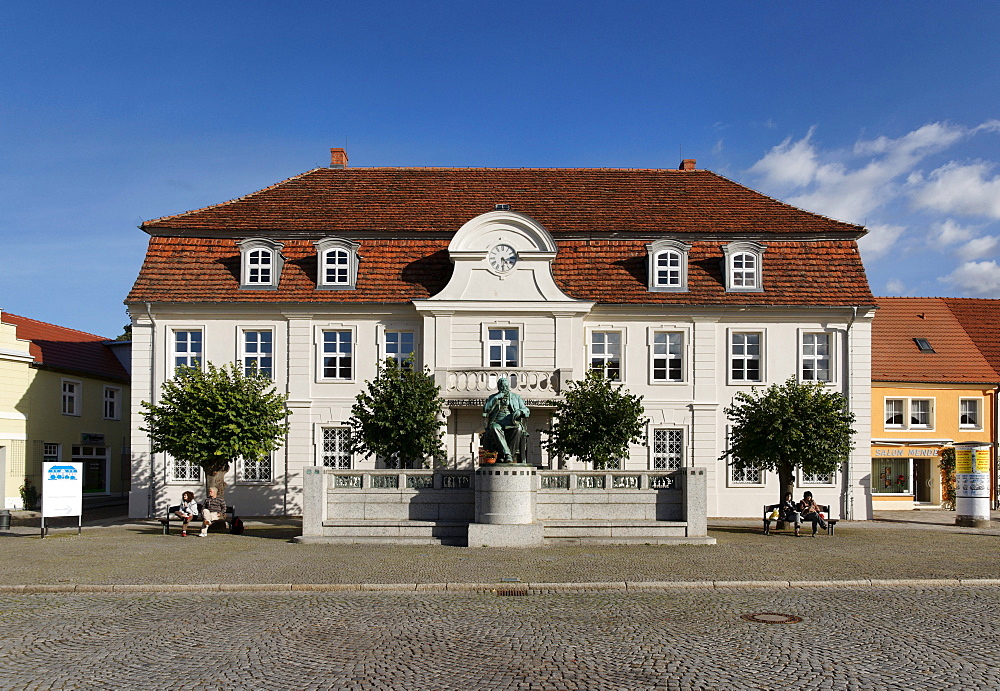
[914,338,935,353]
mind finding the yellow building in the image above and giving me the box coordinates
[872,298,998,510]
[0,310,130,509]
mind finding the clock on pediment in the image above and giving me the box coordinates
[487,243,518,273]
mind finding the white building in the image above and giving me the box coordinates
[127,150,875,519]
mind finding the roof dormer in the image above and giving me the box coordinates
[237,238,285,290]
[722,241,766,293]
[314,237,361,290]
[646,239,692,292]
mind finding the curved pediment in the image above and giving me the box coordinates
[428,211,577,303]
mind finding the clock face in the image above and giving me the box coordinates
[488,243,518,273]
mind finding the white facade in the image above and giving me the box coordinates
[128,210,874,519]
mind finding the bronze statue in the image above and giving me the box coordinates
[482,377,530,463]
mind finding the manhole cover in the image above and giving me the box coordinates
[496,588,529,597]
[740,612,802,624]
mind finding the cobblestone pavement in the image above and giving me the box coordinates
[0,587,996,690]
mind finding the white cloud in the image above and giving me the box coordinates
[858,223,906,261]
[910,161,1000,219]
[957,235,1000,261]
[941,260,1000,296]
[749,121,993,224]
[932,219,976,245]
[885,278,906,294]
[748,127,821,188]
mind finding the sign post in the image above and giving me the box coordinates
[954,443,991,528]
[41,461,83,537]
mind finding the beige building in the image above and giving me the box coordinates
[127,151,876,520]
[0,310,131,509]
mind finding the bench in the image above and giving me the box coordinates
[763,503,838,536]
[160,504,236,535]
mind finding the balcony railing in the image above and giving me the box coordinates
[437,368,563,397]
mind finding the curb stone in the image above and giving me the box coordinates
[2,579,1000,595]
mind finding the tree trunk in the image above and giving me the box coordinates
[205,467,228,500]
[777,462,795,504]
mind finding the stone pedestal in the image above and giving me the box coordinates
[471,464,541,546]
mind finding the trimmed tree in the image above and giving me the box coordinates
[140,363,290,499]
[722,377,856,502]
[348,359,446,469]
[543,369,648,469]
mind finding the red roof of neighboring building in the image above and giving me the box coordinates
[872,297,1000,383]
[127,165,874,307]
[1,313,129,383]
[940,298,1000,376]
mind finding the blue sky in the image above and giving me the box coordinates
[2,1,1000,337]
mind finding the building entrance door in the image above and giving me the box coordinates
[913,458,932,503]
[72,445,108,494]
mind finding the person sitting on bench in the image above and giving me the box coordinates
[766,492,802,537]
[797,490,829,536]
[174,491,198,537]
[199,487,227,537]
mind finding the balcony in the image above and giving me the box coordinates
[435,368,568,405]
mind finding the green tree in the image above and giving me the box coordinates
[348,359,446,469]
[543,369,648,469]
[140,363,290,498]
[722,377,855,502]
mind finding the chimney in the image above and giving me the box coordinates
[680,159,696,171]
[330,148,349,169]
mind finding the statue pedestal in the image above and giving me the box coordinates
[470,464,542,547]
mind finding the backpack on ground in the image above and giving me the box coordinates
[229,516,245,535]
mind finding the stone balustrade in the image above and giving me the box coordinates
[437,368,562,396]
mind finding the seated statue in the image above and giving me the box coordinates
[482,378,530,464]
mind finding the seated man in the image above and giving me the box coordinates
[199,486,227,537]
[482,378,530,464]
[765,492,802,537]
[797,490,829,537]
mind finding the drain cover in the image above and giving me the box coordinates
[496,588,529,596]
[740,612,802,624]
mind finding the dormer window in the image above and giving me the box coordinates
[722,241,765,293]
[237,238,284,289]
[315,237,360,290]
[646,239,692,292]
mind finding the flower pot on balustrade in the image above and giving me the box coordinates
[479,448,498,465]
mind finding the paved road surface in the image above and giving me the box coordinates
[1,586,996,690]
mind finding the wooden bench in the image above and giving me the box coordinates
[160,504,236,535]
[763,503,838,536]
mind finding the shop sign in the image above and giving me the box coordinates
[873,447,939,457]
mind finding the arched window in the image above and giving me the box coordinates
[314,237,360,289]
[237,238,284,289]
[646,239,691,292]
[722,242,765,293]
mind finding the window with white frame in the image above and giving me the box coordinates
[646,239,692,292]
[800,469,834,485]
[315,237,360,289]
[237,238,284,289]
[801,333,831,382]
[320,330,353,380]
[61,379,80,416]
[240,454,272,483]
[730,332,762,382]
[384,331,416,369]
[168,456,202,482]
[960,398,982,428]
[722,241,765,292]
[884,397,934,430]
[242,330,274,378]
[651,429,683,469]
[321,427,352,468]
[726,427,763,485]
[651,332,683,382]
[173,330,203,370]
[103,386,121,420]
[487,328,519,368]
[43,443,60,463]
[590,331,622,380]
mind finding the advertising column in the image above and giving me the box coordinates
[954,443,991,528]
[42,461,83,537]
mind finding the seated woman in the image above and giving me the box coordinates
[765,492,802,537]
[173,491,198,537]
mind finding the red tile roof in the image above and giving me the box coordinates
[1,313,129,383]
[872,298,999,383]
[940,298,1000,377]
[128,166,874,307]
